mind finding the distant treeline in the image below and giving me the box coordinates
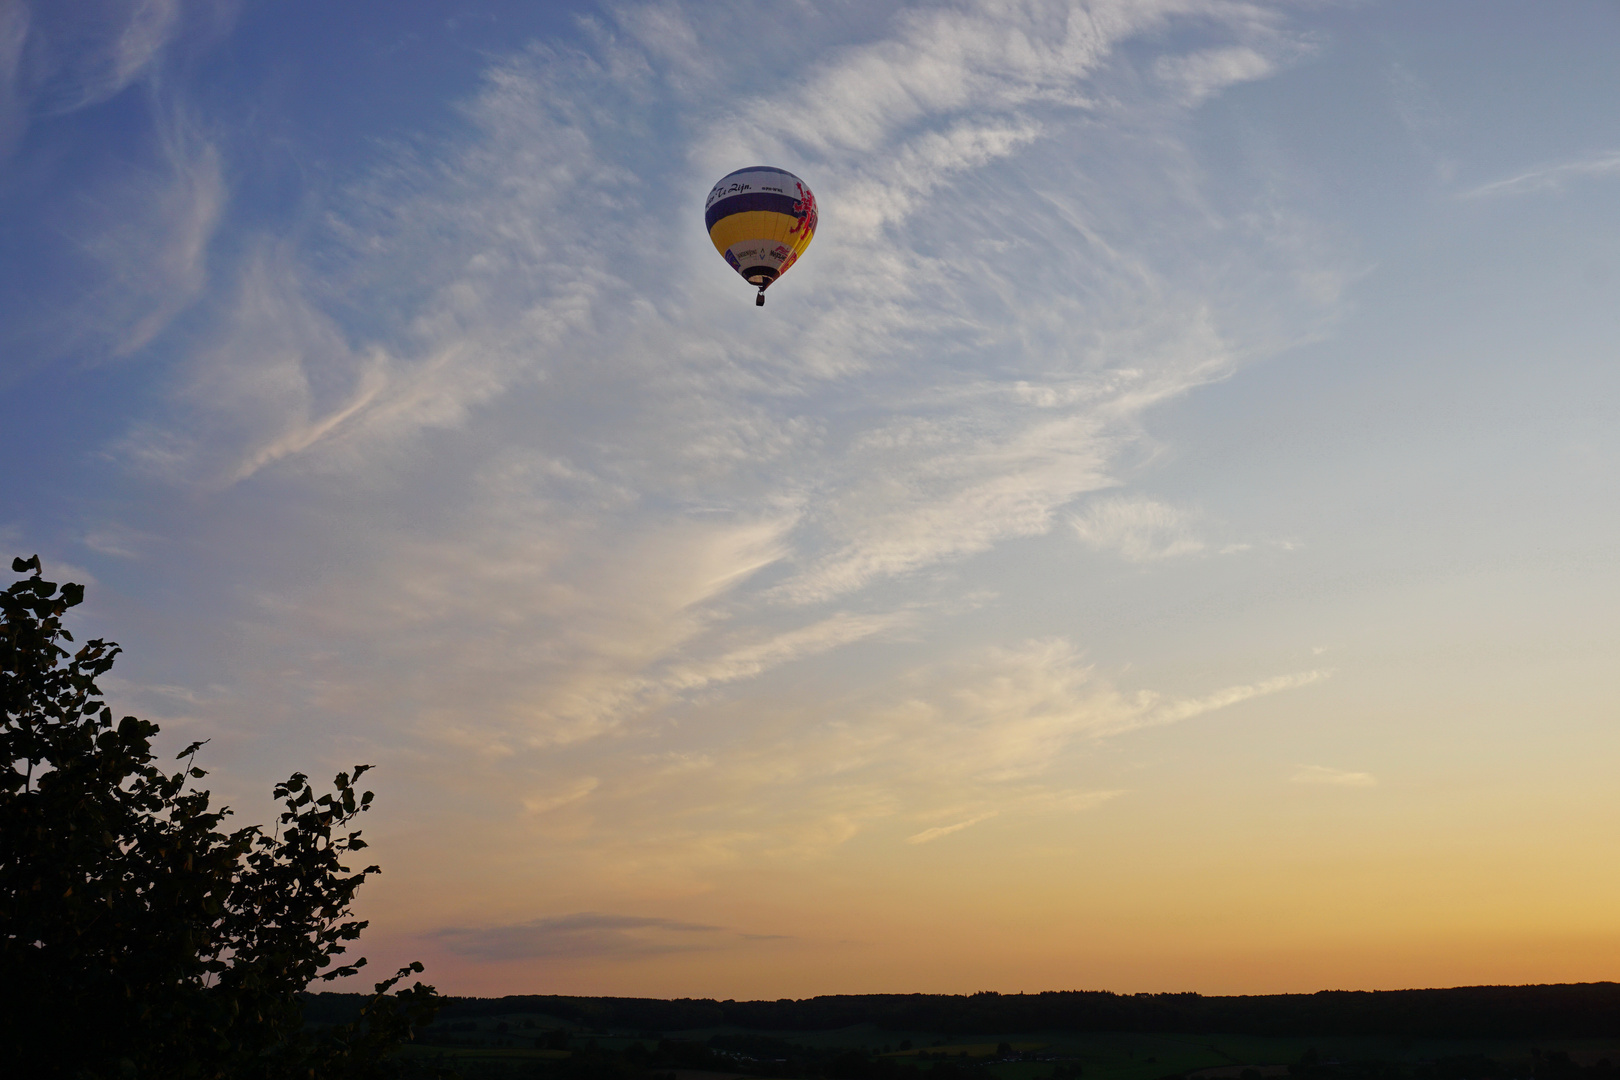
[305,983,1620,1038]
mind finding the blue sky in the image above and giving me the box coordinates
[5,0,1620,997]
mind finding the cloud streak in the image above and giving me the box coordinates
[1290,765,1377,788]
[1070,495,1206,561]
[0,0,202,159]
[1462,151,1620,199]
[428,913,760,960]
[0,2,230,368]
[907,812,998,844]
[527,638,1326,871]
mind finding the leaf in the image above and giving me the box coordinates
[175,739,210,759]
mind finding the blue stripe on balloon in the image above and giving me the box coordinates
[705,191,802,232]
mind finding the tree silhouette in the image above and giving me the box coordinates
[0,556,441,1077]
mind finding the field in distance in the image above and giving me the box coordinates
[389,1014,1620,1080]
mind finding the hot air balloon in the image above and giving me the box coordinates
[704,166,817,306]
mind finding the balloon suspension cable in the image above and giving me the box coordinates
[756,286,766,307]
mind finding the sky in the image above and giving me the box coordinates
[4,0,1620,1000]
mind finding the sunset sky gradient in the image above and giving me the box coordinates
[4,0,1620,999]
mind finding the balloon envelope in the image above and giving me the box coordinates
[705,166,817,301]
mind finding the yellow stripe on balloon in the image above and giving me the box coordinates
[708,210,802,255]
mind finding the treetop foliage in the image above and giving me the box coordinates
[0,555,441,1078]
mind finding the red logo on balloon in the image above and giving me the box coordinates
[790,182,818,236]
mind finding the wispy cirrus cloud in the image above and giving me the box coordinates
[0,0,184,152]
[1462,151,1620,199]
[1155,44,1285,106]
[0,2,28,153]
[90,113,225,356]
[1290,764,1377,788]
[0,0,236,162]
[907,812,999,844]
[0,2,231,369]
[662,610,915,693]
[1070,494,1206,561]
[511,638,1327,874]
[926,639,1327,760]
[521,776,600,815]
[903,789,1122,844]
